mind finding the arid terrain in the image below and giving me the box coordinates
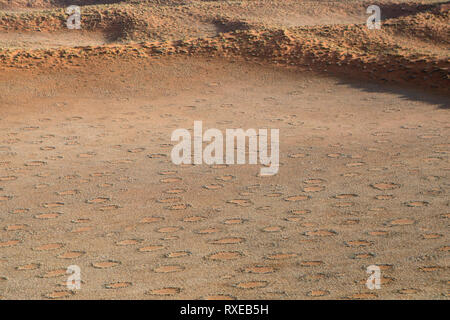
[0,0,448,300]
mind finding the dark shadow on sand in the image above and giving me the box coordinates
[374,1,449,20]
[334,76,449,110]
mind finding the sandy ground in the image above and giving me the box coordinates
[0,56,448,299]
[0,30,109,49]
[0,0,449,300]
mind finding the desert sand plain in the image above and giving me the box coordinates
[0,0,448,299]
